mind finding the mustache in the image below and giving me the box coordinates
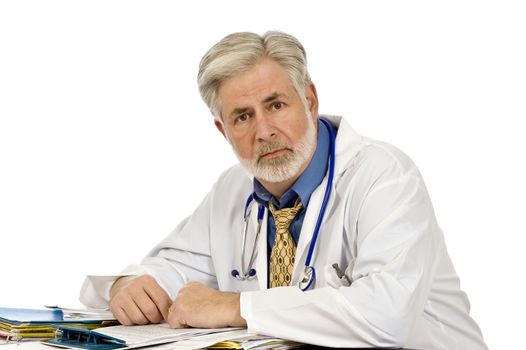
[256,141,293,158]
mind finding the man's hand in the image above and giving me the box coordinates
[167,281,247,329]
[109,275,172,326]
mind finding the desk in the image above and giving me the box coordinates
[1,341,418,350]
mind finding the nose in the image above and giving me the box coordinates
[254,112,277,142]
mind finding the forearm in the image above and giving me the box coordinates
[241,283,419,348]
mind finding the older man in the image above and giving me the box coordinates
[80,31,487,349]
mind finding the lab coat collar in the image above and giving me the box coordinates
[321,115,364,176]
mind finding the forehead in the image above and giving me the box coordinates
[217,58,297,114]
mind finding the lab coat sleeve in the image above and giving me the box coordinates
[240,153,440,348]
[79,182,218,308]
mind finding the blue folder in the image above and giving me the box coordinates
[0,307,65,324]
[46,325,126,350]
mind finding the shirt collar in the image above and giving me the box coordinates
[253,118,330,209]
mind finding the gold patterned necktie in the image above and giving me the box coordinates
[268,198,303,288]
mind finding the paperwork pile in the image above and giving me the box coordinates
[45,323,305,349]
[0,307,116,342]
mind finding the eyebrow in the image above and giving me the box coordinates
[229,107,250,119]
[228,92,289,119]
[262,92,288,104]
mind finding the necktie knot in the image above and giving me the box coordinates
[268,198,303,230]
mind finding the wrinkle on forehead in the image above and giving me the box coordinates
[217,58,298,118]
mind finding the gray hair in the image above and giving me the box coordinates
[197,31,311,119]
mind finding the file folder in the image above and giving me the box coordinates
[46,325,126,350]
[0,307,113,342]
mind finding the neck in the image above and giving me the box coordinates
[258,177,298,200]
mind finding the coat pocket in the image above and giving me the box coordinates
[323,263,352,288]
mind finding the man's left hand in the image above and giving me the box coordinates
[167,281,247,329]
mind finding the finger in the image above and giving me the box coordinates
[167,305,186,329]
[132,287,164,324]
[114,306,133,326]
[120,293,150,325]
[110,295,133,326]
[144,282,172,321]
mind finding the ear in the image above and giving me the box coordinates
[305,82,319,120]
[214,119,228,140]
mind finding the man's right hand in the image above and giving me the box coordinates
[109,275,172,326]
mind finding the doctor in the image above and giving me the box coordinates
[80,31,487,349]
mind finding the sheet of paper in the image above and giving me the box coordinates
[44,306,115,321]
[93,323,243,346]
[126,329,249,350]
[222,333,305,350]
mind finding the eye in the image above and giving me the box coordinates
[237,113,249,122]
[272,102,283,110]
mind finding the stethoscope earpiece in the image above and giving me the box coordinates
[231,268,256,280]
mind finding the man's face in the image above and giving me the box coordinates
[215,58,319,183]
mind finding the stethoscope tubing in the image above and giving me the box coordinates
[304,118,335,268]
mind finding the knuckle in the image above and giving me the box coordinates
[128,279,143,290]
[142,303,157,316]
[148,289,163,301]
[140,274,155,284]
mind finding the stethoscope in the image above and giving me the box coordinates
[231,118,336,291]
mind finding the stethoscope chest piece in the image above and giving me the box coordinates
[298,265,316,291]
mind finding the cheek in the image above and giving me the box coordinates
[230,135,255,159]
[286,122,308,143]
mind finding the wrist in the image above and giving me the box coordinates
[227,293,246,327]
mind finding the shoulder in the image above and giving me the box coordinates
[336,133,426,201]
[355,138,420,179]
[330,116,420,182]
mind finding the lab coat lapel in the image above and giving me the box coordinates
[292,175,328,284]
[291,115,362,284]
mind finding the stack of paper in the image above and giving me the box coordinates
[209,332,305,349]
[0,307,116,342]
[44,305,115,321]
[44,323,305,350]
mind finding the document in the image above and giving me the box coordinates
[93,323,243,347]
[46,323,305,350]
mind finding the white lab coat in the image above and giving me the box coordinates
[80,116,487,350]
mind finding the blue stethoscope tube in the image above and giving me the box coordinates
[232,117,336,291]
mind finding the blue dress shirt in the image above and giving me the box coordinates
[252,118,330,255]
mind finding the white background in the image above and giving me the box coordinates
[1,1,524,348]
